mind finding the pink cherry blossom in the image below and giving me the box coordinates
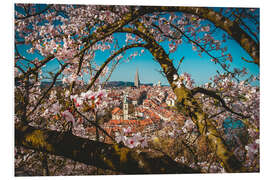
[115,131,127,143]
[62,110,76,127]
[50,102,61,115]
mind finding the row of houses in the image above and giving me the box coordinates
[84,85,181,142]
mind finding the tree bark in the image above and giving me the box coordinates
[15,123,199,174]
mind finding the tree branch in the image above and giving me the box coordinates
[26,63,69,119]
[17,54,55,81]
[15,4,53,20]
[86,43,147,90]
[191,87,249,118]
[74,107,116,143]
[145,6,259,65]
[15,123,199,174]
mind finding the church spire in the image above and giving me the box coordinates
[134,68,140,88]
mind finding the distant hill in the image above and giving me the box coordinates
[103,81,153,88]
[103,81,134,87]
[40,81,153,89]
[40,81,63,88]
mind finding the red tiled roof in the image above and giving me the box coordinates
[139,119,153,126]
[111,107,121,115]
[107,117,158,127]
[161,103,168,108]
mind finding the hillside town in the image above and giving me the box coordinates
[82,69,186,142]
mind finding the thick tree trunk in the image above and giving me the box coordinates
[173,87,244,172]
[128,22,245,172]
[15,123,199,174]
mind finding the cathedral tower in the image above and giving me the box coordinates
[134,68,140,88]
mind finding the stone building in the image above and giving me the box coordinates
[134,68,140,88]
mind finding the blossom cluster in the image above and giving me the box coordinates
[173,72,195,89]
[115,127,148,149]
[199,73,259,168]
[70,88,108,111]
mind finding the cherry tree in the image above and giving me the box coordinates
[15,4,259,175]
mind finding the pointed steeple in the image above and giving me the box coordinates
[134,68,140,88]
